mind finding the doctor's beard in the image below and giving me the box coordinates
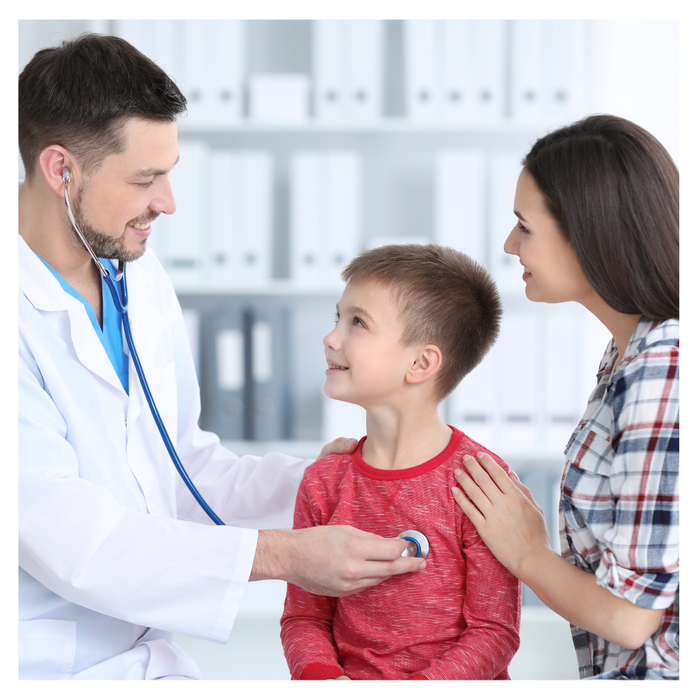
[67,186,156,263]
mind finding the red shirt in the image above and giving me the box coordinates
[280,427,521,680]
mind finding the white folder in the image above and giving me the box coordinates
[510,20,545,123]
[347,20,384,122]
[209,150,238,286]
[181,21,210,126]
[471,20,507,122]
[236,152,274,286]
[209,151,273,288]
[499,310,542,452]
[434,150,487,265]
[440,20,470,122]
[290,152,324,284]
[324,152,362,284]
[488,151,524,294]
[544,20,586,120]
[404,20,439,121]
[211,20,246,125]
[163,139,210,287]
[313,20,346,122]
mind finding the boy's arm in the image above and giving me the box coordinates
[279,470,347,680]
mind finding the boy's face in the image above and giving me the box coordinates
[323,280,421,408]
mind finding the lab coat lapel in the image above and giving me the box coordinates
[19,237,124,393]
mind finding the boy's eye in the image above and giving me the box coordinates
[353,317,365,328]
[334,310,340,324]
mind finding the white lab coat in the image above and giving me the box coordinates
[18,235,310,679]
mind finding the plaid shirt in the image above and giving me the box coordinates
[560,316,679,680]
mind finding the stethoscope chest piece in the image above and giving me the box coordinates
[398,529,430,559]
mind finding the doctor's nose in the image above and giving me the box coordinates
[151,179,177,216]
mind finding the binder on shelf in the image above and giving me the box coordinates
[434,150,487,265]
[499,310,542,452]
[313,20,346,121]
[347,20,384,122]
[439,20,470,122]
[161,139,210,287]
[470,20,507,122]
[323,152,362,284]
[208,149,238,285]
[404,20,439,121]
[544,20,586,120]
[510,20,546,123]
[200,306,246,441]
[449,347,498,448]
[322,394,367,445]
[543,306,584,453]
[248,74,310,123]
[488,151,524,294]
[312,20,384,123]
[250,306,291,441]
[289,152,324,284]
[211,20,246,126]
[181,22,210,126]
[210,150,274,288]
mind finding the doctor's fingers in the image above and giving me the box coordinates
[335,558,427,597]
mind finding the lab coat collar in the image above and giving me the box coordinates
[19,235,124,394]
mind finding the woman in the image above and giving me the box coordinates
[452,114,679,680]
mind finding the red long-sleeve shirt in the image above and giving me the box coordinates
[280,427,521,680]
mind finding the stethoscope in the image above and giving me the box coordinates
[62,167,225,526]
[61,167,432,556]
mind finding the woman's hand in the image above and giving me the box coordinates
[452,452,551,579]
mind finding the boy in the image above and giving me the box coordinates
[280,243,521,680]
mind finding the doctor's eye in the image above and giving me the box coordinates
[517,223,530,234]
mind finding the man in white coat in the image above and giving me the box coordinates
[18,33,425,680]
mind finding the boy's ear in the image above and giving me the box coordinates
[406,344,442,386]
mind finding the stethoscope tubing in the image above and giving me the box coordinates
[62,173,225,526]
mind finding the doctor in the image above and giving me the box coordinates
[18,33,425,680]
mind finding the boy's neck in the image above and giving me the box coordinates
[360,406,453,471]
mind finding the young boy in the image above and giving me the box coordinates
[280,243,521,680]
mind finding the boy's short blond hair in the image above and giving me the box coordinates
[342,243,502,401]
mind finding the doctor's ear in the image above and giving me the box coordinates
[38,146,77,197]
[406,344,442,386]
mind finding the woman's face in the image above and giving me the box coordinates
[504,169,595,306]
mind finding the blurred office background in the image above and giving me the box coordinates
[19,19,679,680]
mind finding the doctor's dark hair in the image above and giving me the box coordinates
[522,114,679,320]
[342,243,502,401]
[19,33,187,181]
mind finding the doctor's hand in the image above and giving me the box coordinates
[451,452,551,579]
[251,525,426,597]
[317,436,359,460]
